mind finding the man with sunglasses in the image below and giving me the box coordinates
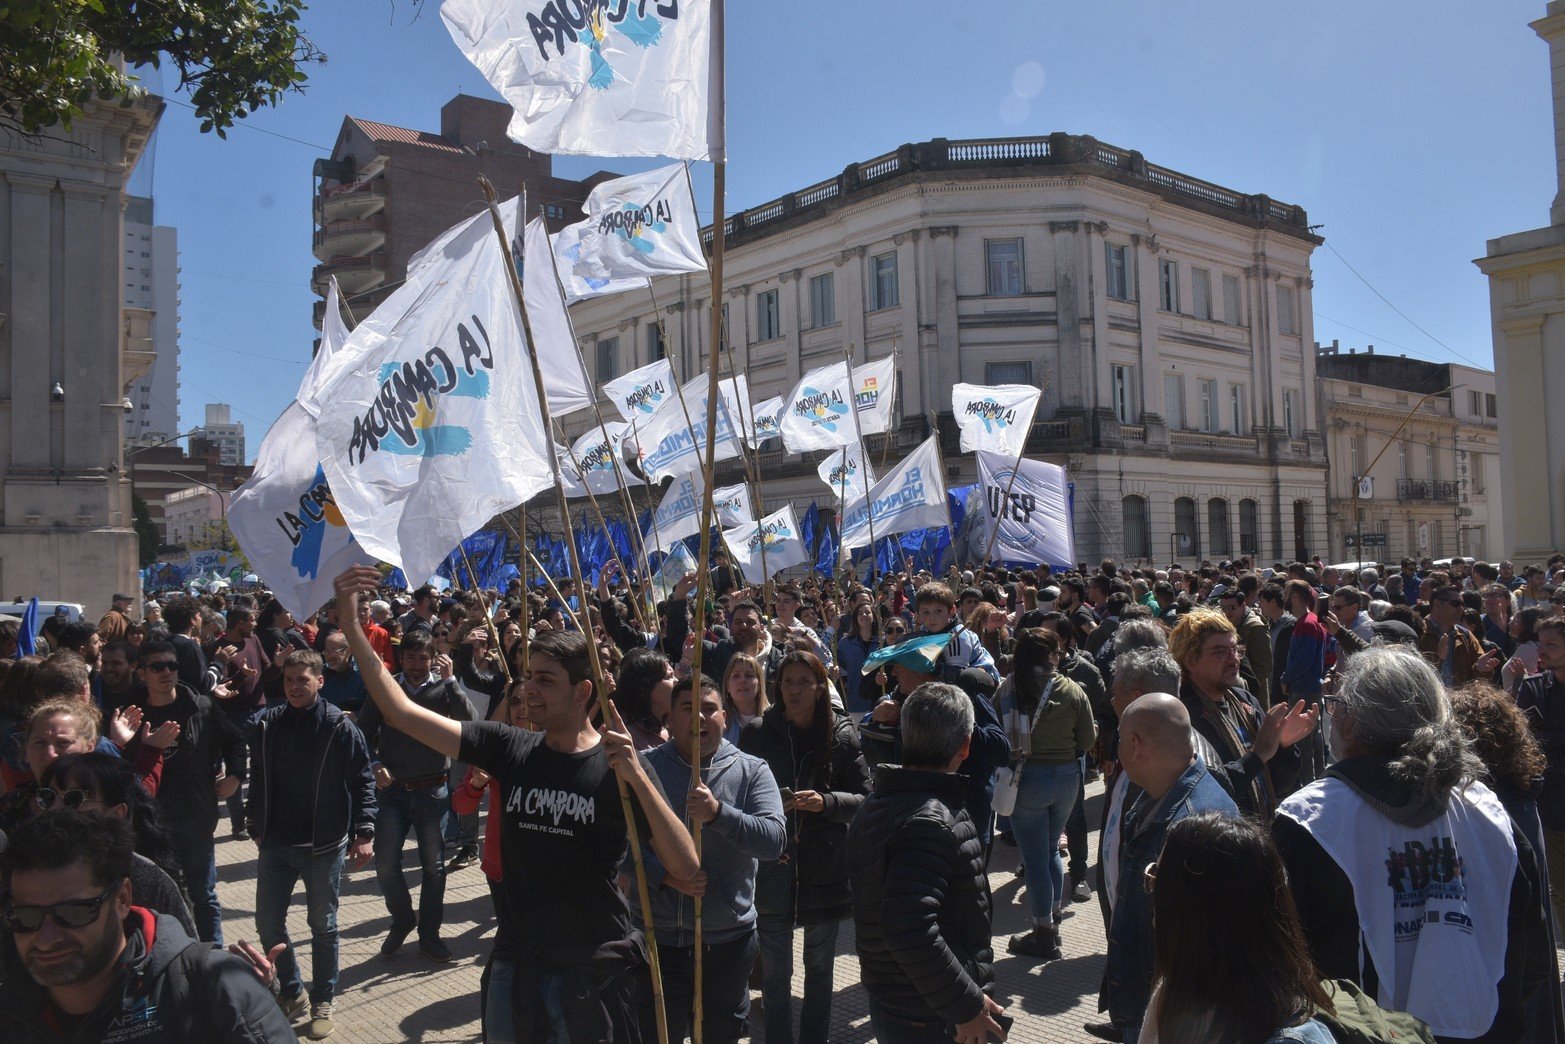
[0,812,296,1042]
[1418,585,1498,687]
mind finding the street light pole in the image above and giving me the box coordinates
[1351,383,1463,569]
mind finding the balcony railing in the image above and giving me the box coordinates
[1396,479,1460,502]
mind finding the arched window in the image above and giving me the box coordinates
[1208,499,1231,557]
[1174,497,1199,559]
[1293,500,1311,561]
[1122,495,1150,560]
[1239,499,1259,556]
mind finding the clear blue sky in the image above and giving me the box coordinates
[132,0,1556,459]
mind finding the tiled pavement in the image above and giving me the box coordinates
[214,781,1116,1042]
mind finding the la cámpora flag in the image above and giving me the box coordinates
[602,358,676,423]
[441,0,722,161]
[975,450,1075,569]
[228,278,378,620]
[644,471,705,557]
[558,421,641,499]
[558,163,708,288]
[712,482,753,527]
[839,436,947,551]
[627,371,747,483]
[816,448,875,504]
[746,395,783,448]
[723,504,808,579]
[308,201,555,584]
[550,222,648,304]
[779,355,897,453]
[952,382,1042,456]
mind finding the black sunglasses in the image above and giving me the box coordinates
[34,788,96,812]
[3,878,122,933]
[141,661,178,673]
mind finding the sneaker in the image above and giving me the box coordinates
[1083,1020,1124,1042]
[1073,878,1093,903]
[277,990,308,1022]
[447,845,479,872]
[306,1001,334,1040]
[1007,926,1062,960]
[419,937,454,963]
[380,922,414,956]
[232,825,250,842]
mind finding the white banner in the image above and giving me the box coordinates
[976,451,1075,568]
[602,357,676,423]
[229,280,378,620]
[551,223,649,304]
[644,472,705,557]
[558,422,640,498]
[524,213,594,417]
[310,202,554,583]
[628,372,746,483]
[816,448,875,504]
[723,504,808,579]
[839,437,948,551]
[561,163,707,289]
[779,355,897,453]
[952,382,1042,456]
[712,482,753,527]
[442,0,721,161]
[746,395,783,448]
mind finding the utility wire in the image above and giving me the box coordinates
[1321,243,1487,370]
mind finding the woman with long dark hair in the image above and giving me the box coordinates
[614,647,674,751]
[1144,813,1335,1044]
[833,603,881,714]
[739,650,869,1044]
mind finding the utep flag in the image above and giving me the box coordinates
[712,483,753,527]
[746,395,783,448]
[602,358,676,423]
[558,422,640,498]
[561,163,707,288]
[817,448,875,504]
[628,372,746,483]
[779,355,897,453]
[976,450,1075,569]
[229,280,377,621]
[441,0,721,161]
[952,382,1041,456]
[645,472,705,556]
[310,203,554,584]
[839,436,947,551]
[724,504,808,579]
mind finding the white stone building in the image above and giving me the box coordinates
[191,403,244,467]
[122,195,180,443]
[162,485,226,547]
[567,134,1327,566]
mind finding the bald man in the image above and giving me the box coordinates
[1103,692,1239,1044]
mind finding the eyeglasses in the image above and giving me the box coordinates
[141,661,178,673]
[1142,861,1158,894]
[2,878,122,933]
[1322,695,1347,713]
[33,788,97,812]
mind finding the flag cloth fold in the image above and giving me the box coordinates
[816,448,875,504]
[550,222,649,304]
[951,382,1042,456]
[523,212,594,416]
[779,355,897,453]
[723,504,808,579]
[441,0,722,161]
[839,436,947,551]
[975,451,1075,569]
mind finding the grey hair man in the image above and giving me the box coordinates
[1275,646,1550,1041]
[847,683,1008,1044]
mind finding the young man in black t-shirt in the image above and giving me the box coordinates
[333,566,698,1043]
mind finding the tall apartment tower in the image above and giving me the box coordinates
[192,404,244,467]
[311,93,617,329]
[122,196,180,442]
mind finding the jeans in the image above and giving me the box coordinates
[169,821,222,945]
[445,761,481,851]
[223,707,257,830]
[868,999,955,1042]
[1546,828,1565,942]
[757,914,839,1044]
[374,783,449,940]
[484,956,519,1043]
[1065,754,1088,881]
[1010,760,1081,923]
[640,929,758,1044]
[256,840,345,1006]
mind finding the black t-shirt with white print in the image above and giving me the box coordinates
[459,720,660,960]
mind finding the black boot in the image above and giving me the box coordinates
[1007,924,1062,960]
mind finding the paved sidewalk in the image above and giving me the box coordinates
[214,781,1115,1042]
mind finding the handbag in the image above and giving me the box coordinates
[991,676,1056,816]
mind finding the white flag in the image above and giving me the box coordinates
[561,163,707,287]
[628,372,747,483]
[551,223,648,304]
[602,358,677,423]
[229,280,377,620]
[723,504,808,579]
[644,472,705,557]
[746,395,783,448]
[712,483,753,527]
[952,383,1041,456]
[816,448,875,504]
[441,0,721,161]
[839,437,948,551]
[524,213,594,416]
[558,422,640,498]
[310,202,554,583]
[779,355,897,453]
[976,451,1075,568]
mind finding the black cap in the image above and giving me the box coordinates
[1371,620,1420,646]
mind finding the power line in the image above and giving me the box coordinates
[183,334,307,365]
[1321,242,1487,370]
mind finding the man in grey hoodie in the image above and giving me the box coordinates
[637,673,787,1043]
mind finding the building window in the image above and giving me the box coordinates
[1350,433,1365,479]
[1208,499,1232,556]
[1398,441,1409,481]
[1174,497,1199,558]
[1472,452,1486,493]
[646,320,665,360]
[1486,393,1497,418]
[1105,243,1130,301]
[757,288,780,341]
[1239,499,1259,555]
[1112,364,1136,424]
[1122,495,1150,559]
[1293,500,1311,560]
[1283,390,1299,439]
[1426,442,1436,480]
[1163,374,1185,429]
[985,238,1024,296]
[1469,390,1481,415]
[809,272,835,327]
[1159,259,1179,313]
[1277,285,1299,335]
[596,337,618,383]
[870,252,899,310]
[986,361,1033,385]
[1198,379,1217,433]
[1192,267,1213,320]
[1228,384,1245,434]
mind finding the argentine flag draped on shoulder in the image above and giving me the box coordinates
[228,279,378,621]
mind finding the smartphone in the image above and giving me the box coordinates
[778,787,795,803]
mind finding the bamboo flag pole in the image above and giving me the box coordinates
[456,544,512,685]
[515,506,530,675]
[842,343,882,585]
[478,177,670,1044]
[552,418,654,635]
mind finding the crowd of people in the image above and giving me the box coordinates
[0,550,1562,1042]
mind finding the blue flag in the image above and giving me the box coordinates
[16,597,37,657]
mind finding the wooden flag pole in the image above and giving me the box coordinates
[842,343,881,585]
[477,177,670,1044]
[457,543,511,685]
[552,418,655,636]
[515,506,530,675]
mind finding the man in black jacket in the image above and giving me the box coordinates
[847,682,1007,1044]
[246,648,377,1040]
[0,811,296,1043]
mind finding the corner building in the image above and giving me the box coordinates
[567,134,1327,566]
